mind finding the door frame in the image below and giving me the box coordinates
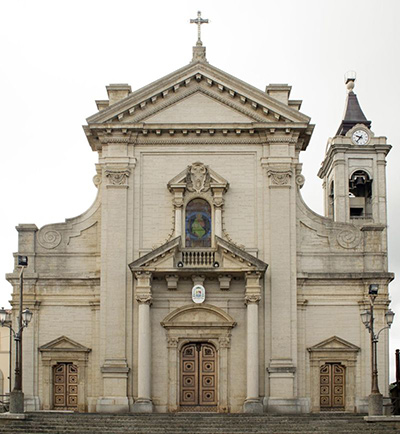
[39,336,91,412]
[307,336,359,413]
[161,304,236,413]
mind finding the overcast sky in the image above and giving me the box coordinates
[1,0,399,381]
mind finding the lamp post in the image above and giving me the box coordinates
[360,284,395,416]
[0,255,33,413]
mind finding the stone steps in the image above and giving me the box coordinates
[0,413,399,434]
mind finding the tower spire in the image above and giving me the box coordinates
[336,72,371,136]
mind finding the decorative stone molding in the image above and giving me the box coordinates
[244,293,261,304]
[138,136,262,145]
[213,195,225,208]
[192,274,205,286]
[266,136,298,143]
[267,366,296,374]
[136,294,152,305]
[38,228,62,249]
[245,271,262,304]
[135,271,152,304]
[219,336,231,348]
[336,228,361,249]
[218,275,232,291]
[186,162,210,193]
[295,174,305,189]
[267,170,292,186]
[93,174,102,188]
[167,337,179,348]
[172,194,184,209]
[105,169,130,186]
[192,45,207,62]
[165,274,179,290]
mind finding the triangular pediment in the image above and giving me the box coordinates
[128,235,268,274]
[143,92,255,124]
[39,336,91,353]
[308,336,360,353]
[86,61,311,126]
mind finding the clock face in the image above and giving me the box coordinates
[352,129,369,145]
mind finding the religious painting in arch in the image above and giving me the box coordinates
[185,199,211,248]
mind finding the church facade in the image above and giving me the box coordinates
[6,42,394,414]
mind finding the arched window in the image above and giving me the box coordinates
[185,199,211,247]
[349,170,372,218]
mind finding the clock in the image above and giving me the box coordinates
[352,129,369,145]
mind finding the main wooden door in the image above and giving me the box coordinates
[320,363,345,411]
[180,343,217,410]
[53,363,78,410]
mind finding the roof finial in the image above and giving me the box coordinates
[345,70,356,93]
[190,11,209,46]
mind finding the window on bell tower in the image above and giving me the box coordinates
[185,198,212,247]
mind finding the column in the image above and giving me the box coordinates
[243,272,263,413]
[132,272,153,413]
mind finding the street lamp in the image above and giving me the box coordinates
[0,255,33,413]
[360,284,395,416]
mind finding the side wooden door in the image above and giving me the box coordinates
[320,363,345,411]
[53,363,78,410]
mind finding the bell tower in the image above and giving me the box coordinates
[318,73,391,225]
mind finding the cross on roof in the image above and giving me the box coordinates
[190,11,209,46]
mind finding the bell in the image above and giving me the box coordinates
[355,176,365,186]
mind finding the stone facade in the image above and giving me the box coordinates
[6,46,394,414]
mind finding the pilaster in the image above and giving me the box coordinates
[97,135,136,413]
[264,155,297,409]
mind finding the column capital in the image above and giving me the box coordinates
[245,271,261,304]
[135,271,152,304]
[244,294,261,305]
[136,294,152,305]
[105,168,131,187]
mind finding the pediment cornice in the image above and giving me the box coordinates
[307,336,360,353]
[86,62,311,126]
[39,335,91,353]
[128,235,268,274]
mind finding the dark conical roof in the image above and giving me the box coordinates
[336,81,371,136]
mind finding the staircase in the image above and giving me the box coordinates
[0,412,399,434]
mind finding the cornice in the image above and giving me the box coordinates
[86,63,311,126]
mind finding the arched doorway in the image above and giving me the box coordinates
[180,342,217,411]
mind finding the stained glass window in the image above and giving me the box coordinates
[185,199,211,247]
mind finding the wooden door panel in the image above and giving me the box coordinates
[180,343,217,408]
[320,363,345,411]
[53,363,78,410]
